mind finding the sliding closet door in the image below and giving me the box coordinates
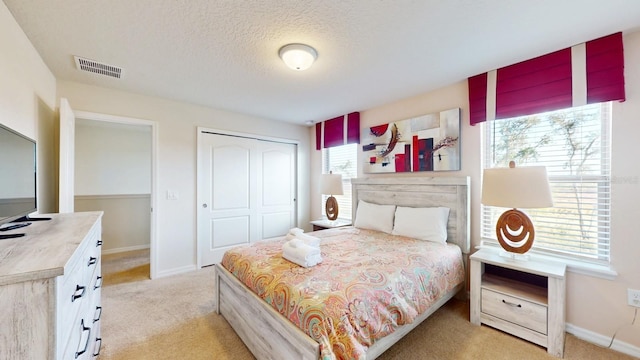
[257,140,297,239]
[197,131,297,266]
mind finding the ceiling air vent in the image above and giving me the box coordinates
[74,56,123,79]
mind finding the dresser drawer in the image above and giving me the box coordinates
[481,288,547,334]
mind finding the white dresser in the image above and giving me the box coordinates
[0,212,103,360]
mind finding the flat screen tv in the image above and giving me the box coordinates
[0,123,36,227]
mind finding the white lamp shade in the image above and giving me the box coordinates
[321,173,343,196]
[482,165,553,208]
[279,44,317,71]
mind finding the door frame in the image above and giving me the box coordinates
[74,110,159,279]
[196,127,299,268]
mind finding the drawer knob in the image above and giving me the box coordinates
[71,285,86,302]
[93,337,102,357]
[94,276,103,290]
[96,240,103,247]
[88,257,97,266]
[502,299,522,308]
[75,319,91,359]
[93,306,102,323]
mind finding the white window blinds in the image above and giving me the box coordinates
[482,102,611,263]
[322,143,357,220]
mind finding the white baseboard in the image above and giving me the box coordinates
[102,244,150,255]
[566,323,640,358]
[155,264,197,279]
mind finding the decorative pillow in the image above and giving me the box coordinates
[354,200,396,234]
[392,206,450,244]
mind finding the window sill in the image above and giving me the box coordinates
[476,244,617,280]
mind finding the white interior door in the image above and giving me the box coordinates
[258,140,297,239]
[197,130,297,266]
[59,98,75,213]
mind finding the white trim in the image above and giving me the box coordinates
[102,244,150,255]
[566,323,640,358]
[571,43,587,107]
[155,264,198,278]
[198,127,300,145]
[486,70,497,121]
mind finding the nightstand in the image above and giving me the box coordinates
[310,218,352,231]
[470,248,567,358]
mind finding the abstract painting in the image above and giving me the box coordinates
[362,108,460,173]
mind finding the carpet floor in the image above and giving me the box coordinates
[99,249,635,359]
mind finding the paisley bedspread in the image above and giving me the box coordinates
[220,227,465,360]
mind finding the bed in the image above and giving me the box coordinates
[214,176,470,359]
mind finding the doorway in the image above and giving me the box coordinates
[59,99,158,278]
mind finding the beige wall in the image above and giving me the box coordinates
[58,81,312,277]
[310,31,640,352]
[0,1,57,214]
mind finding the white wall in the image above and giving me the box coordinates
[75,119,151,195]
[311,31,640,353]
[0,1,57,213]
[57,81,311,277]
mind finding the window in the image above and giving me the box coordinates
[322,143,357,220]
[482,102,611,263]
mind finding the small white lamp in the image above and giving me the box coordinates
[321,172,344,221]
[279,43,317,71]
[481,161,553,255]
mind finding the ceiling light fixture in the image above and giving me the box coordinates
[279,43,317,71]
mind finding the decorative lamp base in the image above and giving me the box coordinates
[325,196,339,221]
[496,208,535,254]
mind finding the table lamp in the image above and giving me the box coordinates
[321,172,344,221]
[481,161,553,255]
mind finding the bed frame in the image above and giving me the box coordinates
[214,176,470,359]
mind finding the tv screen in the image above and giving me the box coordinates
[0,123,36,226]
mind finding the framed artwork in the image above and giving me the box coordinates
[362,108,460,173]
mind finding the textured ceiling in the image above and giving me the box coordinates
[4,0,640,125]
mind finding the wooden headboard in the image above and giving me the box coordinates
[351,177,470,254]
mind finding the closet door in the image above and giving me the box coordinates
[197,131,297,266]
[257,140,297,239]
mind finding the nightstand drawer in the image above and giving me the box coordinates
[481,288,547,334]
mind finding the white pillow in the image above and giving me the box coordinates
[392,206,450,244]
[354,200,396,234]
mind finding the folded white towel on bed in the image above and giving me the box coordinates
[282,239,322,267]
[288,227,304,235]
[285,231,321,247]
[282,251,322,268]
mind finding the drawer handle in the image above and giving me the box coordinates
[88,256,97,266]
[75,319,91,359]
[96,240,103,247]
[94,276,103,290]
[93,337,102,356]
[502,299,522,308]
[72,285,86,302]
[93,306,102,323]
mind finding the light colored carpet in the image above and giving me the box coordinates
[99,250,635,359]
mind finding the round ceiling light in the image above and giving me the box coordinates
[279,43,317,71]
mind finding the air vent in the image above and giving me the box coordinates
[74,56,123,79]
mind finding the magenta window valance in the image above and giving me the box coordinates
[315,112,360,150]
[469,32,625,126]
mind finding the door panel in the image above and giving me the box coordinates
[211,216,250,248]
[212,145,250,210]
[261,212,292,239]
